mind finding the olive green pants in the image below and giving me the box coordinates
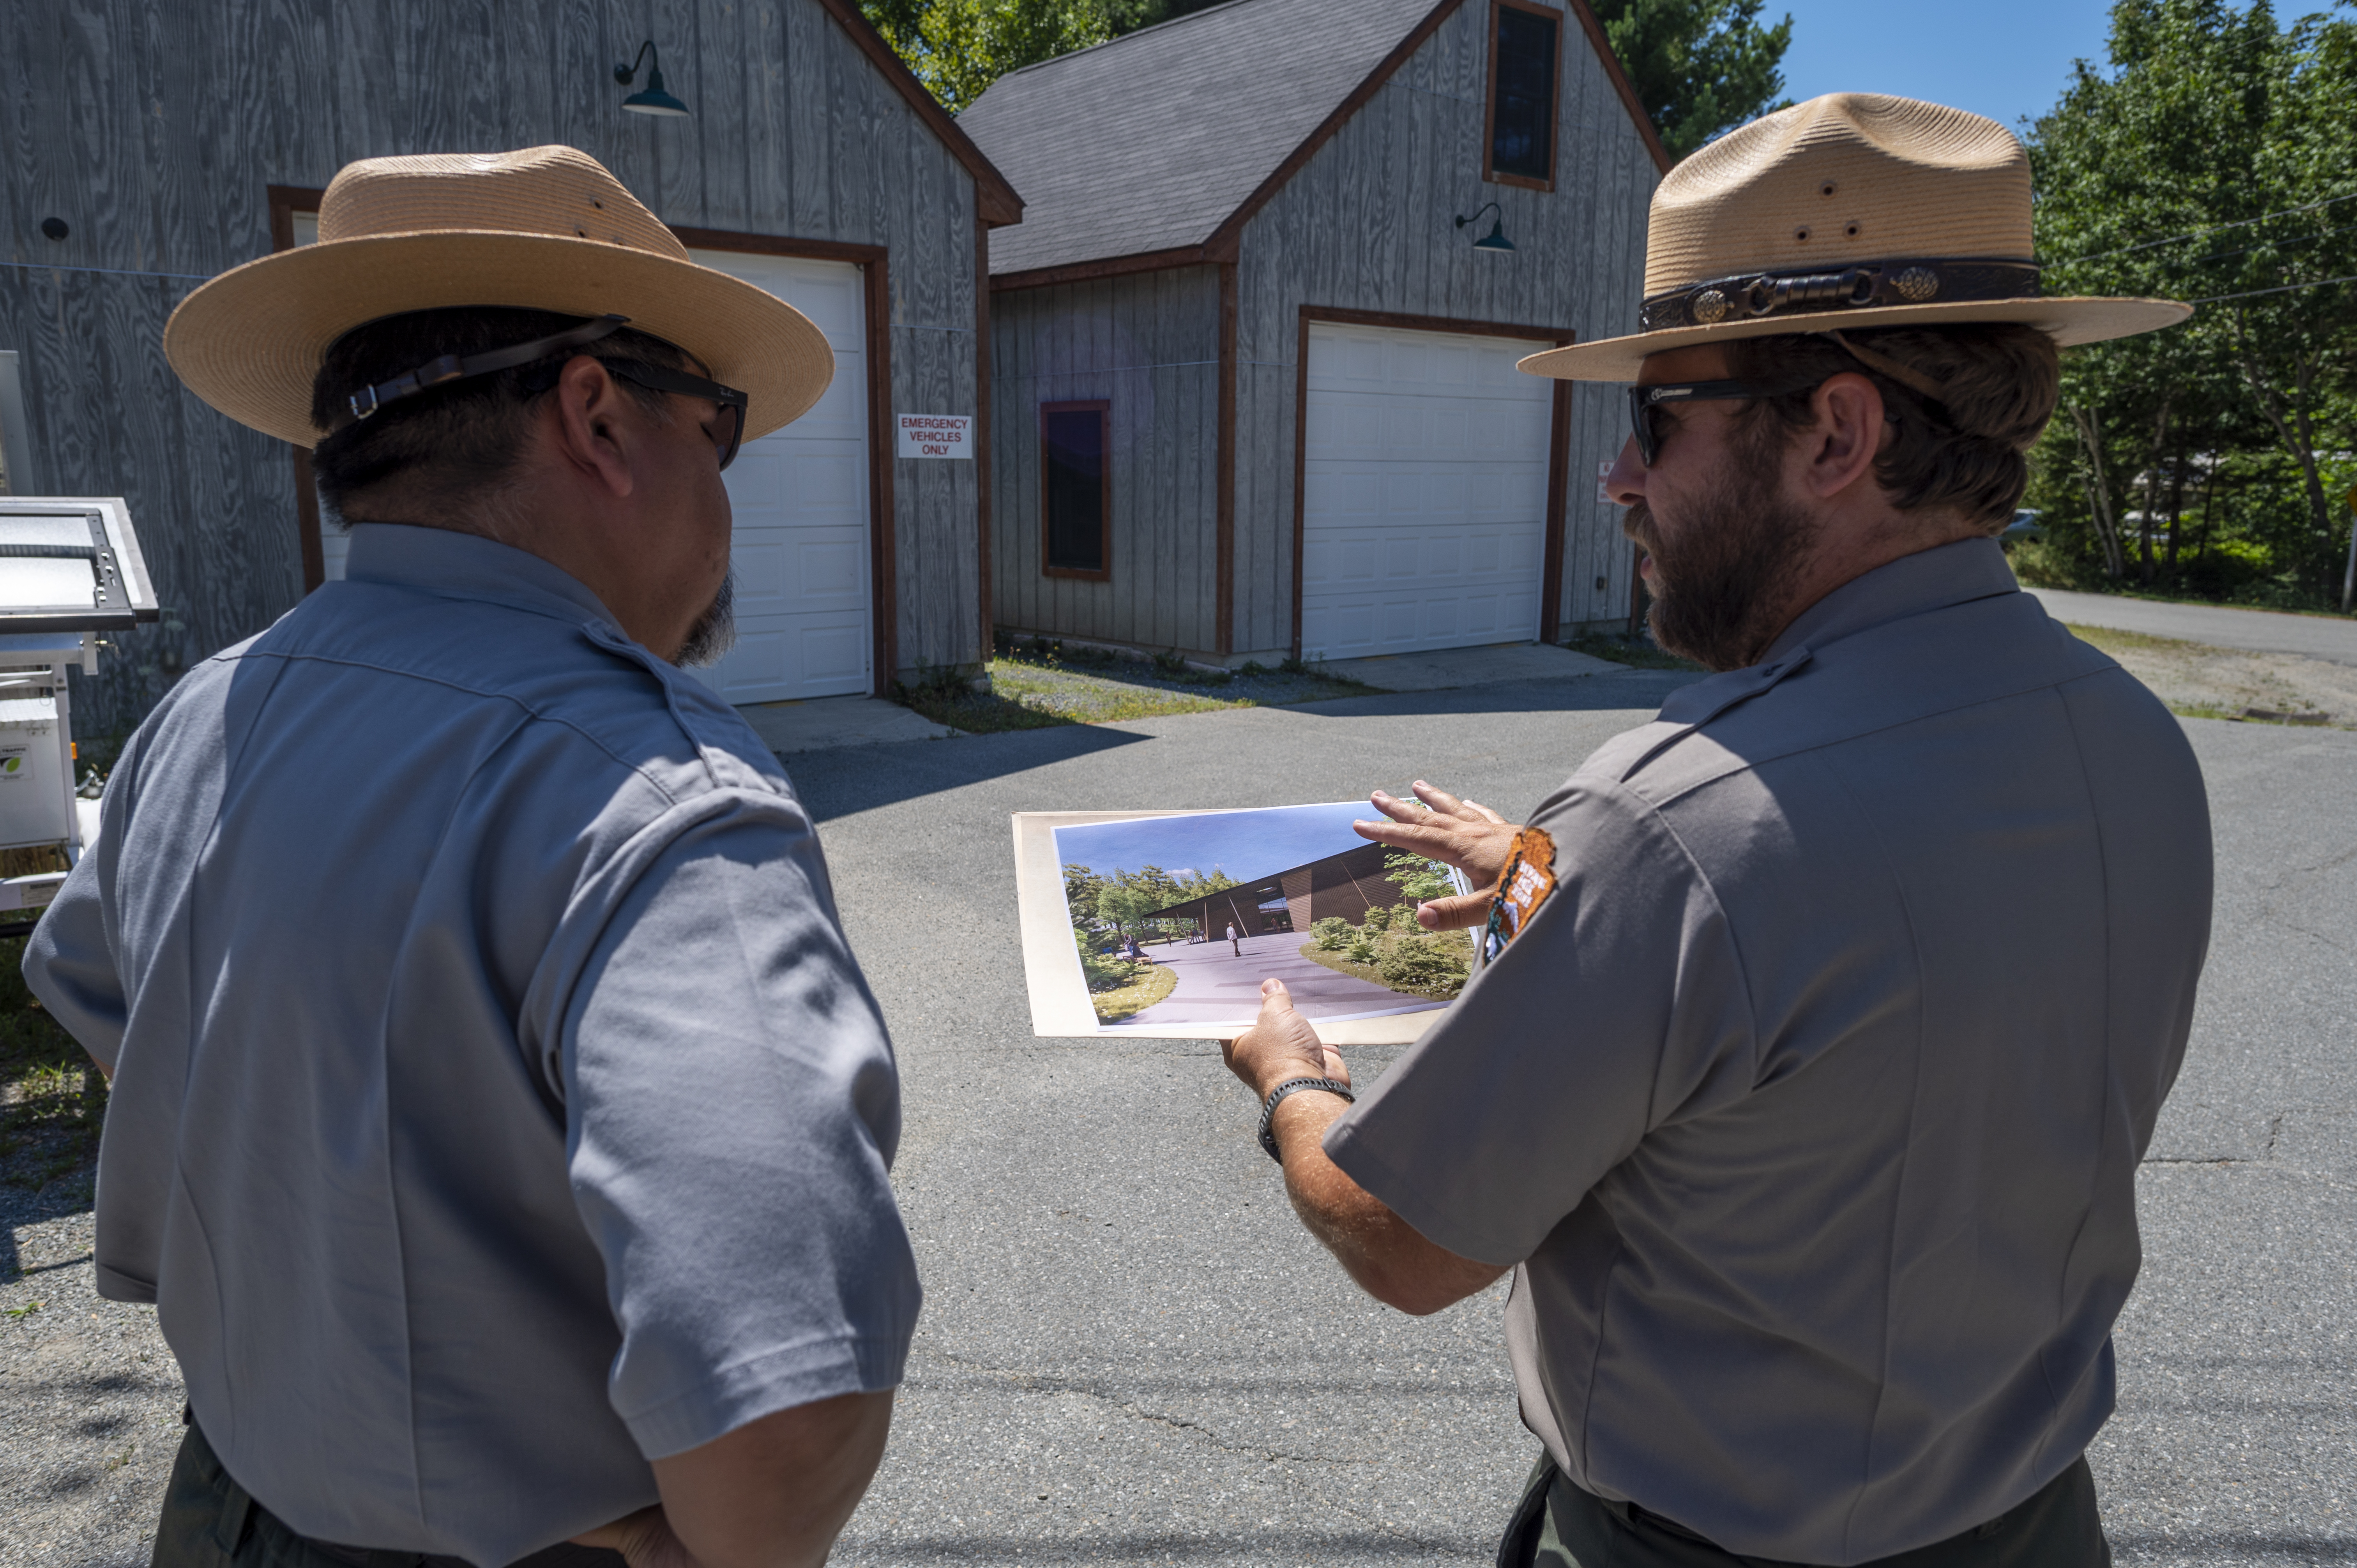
[1497,1453,2111,1568]
[151,1417,625,1568]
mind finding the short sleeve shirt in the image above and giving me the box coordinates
[23,525,920,1566]
[1323,539,2212,1565]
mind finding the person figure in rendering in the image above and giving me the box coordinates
[24,148,916,1568]
[1222,95,2211,1566]
[1227,920,1242,957]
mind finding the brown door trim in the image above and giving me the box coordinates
[268,185,329,593]
[1291,305,1576,657]
[675,227,898,698]
[1216,263,1239,654]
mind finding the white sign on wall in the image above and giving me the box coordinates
[896,414,974,459]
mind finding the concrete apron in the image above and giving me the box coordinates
[735,695,954,756]
[1321,640,1622,692]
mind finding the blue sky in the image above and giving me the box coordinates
[1771,0,2119,134]
[1054,802,1376,886]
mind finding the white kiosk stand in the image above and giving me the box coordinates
[0,497,159,934]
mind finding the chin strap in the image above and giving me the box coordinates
[336,314,631,429]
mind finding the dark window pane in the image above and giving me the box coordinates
[1044,408,1106,573]
[1491,7,1557,182]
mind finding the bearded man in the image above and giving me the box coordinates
[25,148,917,1568]
[1220,96,2214,1566]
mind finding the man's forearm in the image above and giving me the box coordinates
[1270,1093,1507,1316]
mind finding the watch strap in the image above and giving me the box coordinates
[1256,1076,1355,1162]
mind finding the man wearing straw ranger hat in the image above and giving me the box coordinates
[1222,95,2213,1565]
[26,147,917,1568]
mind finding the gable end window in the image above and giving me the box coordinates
[1486,0,1561,189]
[1041,401,1111,579]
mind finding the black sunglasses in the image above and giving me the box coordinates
[600,358,749,471]
[1626,378,1817,466]
[342,313,751,471]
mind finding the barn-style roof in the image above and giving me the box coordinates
[959,0,1666,283]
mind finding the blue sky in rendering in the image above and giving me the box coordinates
[1772,0,2117,134]
[1054,802,1378,885]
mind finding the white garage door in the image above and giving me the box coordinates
[1300,323,1553,661]
[687,250,872,704]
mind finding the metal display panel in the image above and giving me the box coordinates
[0,497,159,632]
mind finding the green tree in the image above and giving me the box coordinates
[861,0,1109,111]
[2028,0,2357,599]
[1384,851,1453,904]
[1601,0,1794,160]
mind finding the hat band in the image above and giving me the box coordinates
[1640,258,2042,332]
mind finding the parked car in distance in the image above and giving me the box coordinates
[2002,509,2045,545]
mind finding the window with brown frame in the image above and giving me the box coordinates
[1041,401,1110,579]
[1486,0,1562,190]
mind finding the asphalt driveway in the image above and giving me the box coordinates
[4,664,2351,1566]
[2027,588,2357,667]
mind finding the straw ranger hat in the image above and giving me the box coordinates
[164,145,832,446]
[1522,94,2190,381]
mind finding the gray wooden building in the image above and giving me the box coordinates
[0,0,1019,730]
[961,0,1664,665]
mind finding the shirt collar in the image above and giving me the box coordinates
[1654,537,2020,730]
[341,523,622,632]
[1760,536,2020,664]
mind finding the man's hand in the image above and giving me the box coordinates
[1223,980,1508,1316]
[1353,781,1521,931]
[573,1389,893,1568]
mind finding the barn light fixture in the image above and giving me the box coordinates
[615,41,691,118]
[1454,202,1516,254]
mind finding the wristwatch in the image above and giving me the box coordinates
[1257,1077,1355,1162]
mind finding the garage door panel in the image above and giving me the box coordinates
[684,248,870,705]
[1301,323,1553,662]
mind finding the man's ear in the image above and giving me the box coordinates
[547,355,640,500]
[1800,371,1887,501]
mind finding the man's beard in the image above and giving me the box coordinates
[1626,422,1821,673]
[673,570,738,668]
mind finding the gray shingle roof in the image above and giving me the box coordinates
[961,0,1446,277]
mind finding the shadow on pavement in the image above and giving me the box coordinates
[786,719,1153,822]
[1292,669,1701,719]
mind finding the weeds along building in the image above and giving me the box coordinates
[959,0,1664,667]
[0,0,1020,731]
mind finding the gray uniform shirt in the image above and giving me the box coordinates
[23,524,919,1567]
[1325,539,2211,1565]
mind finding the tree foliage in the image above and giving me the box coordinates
[2024,0,2357,605]
[1600,0,1793,160]
[860,0,1224,111]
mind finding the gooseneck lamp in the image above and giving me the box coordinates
[615,42,691,118]
[1454,202,1516,254]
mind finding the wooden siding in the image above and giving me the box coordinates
[988,267,1221,653]
[0,0,985,731]
[1232,0,1656,650]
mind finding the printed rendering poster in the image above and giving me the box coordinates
[1012,803,1478,1040]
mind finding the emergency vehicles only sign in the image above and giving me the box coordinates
[896,414,974,459]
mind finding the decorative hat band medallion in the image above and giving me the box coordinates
[1641,258,2042,333]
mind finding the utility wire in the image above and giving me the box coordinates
[2169,218,2357,270]
[0,258,209,281]
[2187,270,2357,304]
[2052,189,2357,267]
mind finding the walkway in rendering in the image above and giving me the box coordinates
[1120,931,1424,1029]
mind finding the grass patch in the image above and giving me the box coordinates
[2060,622,2211,657]
[898,640,1383,735]
[1295,927,1475,1001]
[1563,632,1703,673]
[1090,960,1178,1024]
[0,931,105,1195]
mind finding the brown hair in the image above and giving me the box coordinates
[308,306,689,517]
[1724,323,2060,531]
